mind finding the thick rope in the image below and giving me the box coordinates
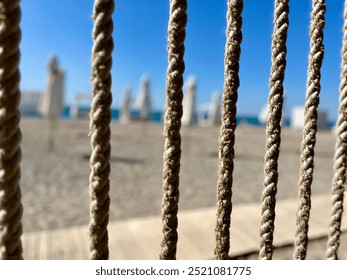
[89,0,114,260]
[326,0,347,260]
[215,0,243,260]
[160,0,187,260]
[293,0,326,260]
[258,0,289,260]
[0,0,23,260]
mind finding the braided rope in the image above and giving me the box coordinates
[160,0,187,260]
[89,0,114,260]
[0,0,23,260]
[258,0,289,260]
[326,0,347,260]
[214,0,243,260]
[293,0,326,260]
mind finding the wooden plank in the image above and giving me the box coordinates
[229,203,261,256]
[72,227,89,260]
[273,200,297,247]
[22,233,36,260]
[178,211,215,259]
[49,229,65,259]
[230,220,259,256]
[177,219,212,259]
[109,221,144,259]
[32,231,42,260]
[124,217,162,259]
[60,229,75,260]
[108,222,130,259]
[20,193,347,260]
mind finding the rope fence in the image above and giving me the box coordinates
[0,0,345,260]
[215,0,243,260]
[0,0,23,260]
[160,0,187,260]
[88,0,114,260]
[259,0,290,260]
[294,0,326,260]
[326,0,347,260]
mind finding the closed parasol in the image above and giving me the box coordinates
[134,75,151,120]
[38,56,64,151]
[182,76,196,126]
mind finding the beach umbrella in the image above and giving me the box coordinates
[134,75,151,120]
[258,103,268,124]
[182,76,196,126]
[120,87,132,123]
[38,56,64,151]
[208,91,221,126]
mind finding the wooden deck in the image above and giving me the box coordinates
[22,193,347,259]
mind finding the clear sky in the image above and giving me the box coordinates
[20,0,344,121]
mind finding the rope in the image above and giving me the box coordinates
[326,0,347,260]
[293,0,326,260]
[160,0,187,260]
[89,0,114,260]
[258,0,289,260]
[215,0,243,260]
[0,0,23,260]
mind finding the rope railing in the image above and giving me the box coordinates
[88,0,114,260]
[0,0,345,261]
[160,0,187,260]
[0,0,24,260]
[259,0,290,260]
[215,0,243,260]
[293,0,326,260]
[326,0,347,260]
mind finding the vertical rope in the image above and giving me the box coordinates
[160,0,187,260]
[89,0,114,260]
[258,0,289,260]
[0,0,23,260]
[326,0,347,260]
[215,0,243,260]
[293,0,326,260]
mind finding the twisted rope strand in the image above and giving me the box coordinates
[160,0,187,260]
[326,0,347,260]
[0,0,23,260]
[89,0,114,260]
[259,0,289,260]
[214,0,243,260]
[293,0,326,260]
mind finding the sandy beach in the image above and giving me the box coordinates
[19,118,345,259]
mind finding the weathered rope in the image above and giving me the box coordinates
[215,0,243,260]
[293,0,326,260]
[160,0,187,260]
[89,0,114,260]
[258,0,289,260]
[0,0,23,260]
[326,0,347,260]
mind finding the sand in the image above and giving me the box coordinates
[18,118,345,259]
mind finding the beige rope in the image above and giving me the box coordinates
[258,0,289,260]
[160,0,187,260]
[215,0,243,260]
[89,0,114,260]
[326,0,347,260]
[0,0,23,260]
[293,0,326,260]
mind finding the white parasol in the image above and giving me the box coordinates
[182,76,196,126]
[120,87,132,123]
[38,56,64,151]
[208,91,221,126]
[134,75,151,120]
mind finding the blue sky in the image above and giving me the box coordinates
[20,0,344,121]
